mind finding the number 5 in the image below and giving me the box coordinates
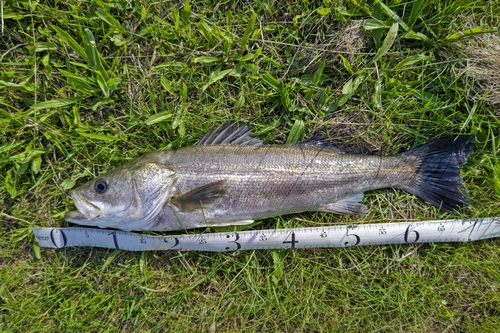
[344,226,360,246]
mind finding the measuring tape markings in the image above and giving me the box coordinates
[32,218,500,252]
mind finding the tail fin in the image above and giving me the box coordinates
[402,136,474,212]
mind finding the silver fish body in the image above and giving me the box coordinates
[65,122,474,231]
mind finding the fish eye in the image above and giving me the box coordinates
[94,179,108,193]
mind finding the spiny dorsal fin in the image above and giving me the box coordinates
[195,121,264,146]
[169,180,229,212]
[294,136,344,153]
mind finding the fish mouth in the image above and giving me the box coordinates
[64,191,102,223]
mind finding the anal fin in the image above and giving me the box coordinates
[322,193,368,215]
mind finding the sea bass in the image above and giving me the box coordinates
[65,122,474,231]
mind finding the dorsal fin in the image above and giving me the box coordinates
[294,136,344,153]
[195,121,264,146]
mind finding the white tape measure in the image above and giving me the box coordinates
[32,217,500,252]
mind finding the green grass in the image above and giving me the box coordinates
[1,0,500,331]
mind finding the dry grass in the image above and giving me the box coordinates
[463,33,500,109]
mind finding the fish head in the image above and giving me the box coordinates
[65,154,178,230]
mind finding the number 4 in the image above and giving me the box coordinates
[283,232,298,248]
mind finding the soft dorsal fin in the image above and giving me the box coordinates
[294,136,344,153]
[169,180,229,212]
[195,121,264,146]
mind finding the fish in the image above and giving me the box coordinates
[65,121,474,231]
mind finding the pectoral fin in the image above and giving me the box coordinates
[170,180,229,212]
[322,193,368,215]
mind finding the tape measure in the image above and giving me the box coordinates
[32,217,500,252]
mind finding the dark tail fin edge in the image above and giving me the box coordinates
[402,136,474,212]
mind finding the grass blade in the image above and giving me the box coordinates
[240,11,256,55]
[182,0,191,25]
[96,8,126,33]
[59,69,97,93]
[371,4,384,49]
[50,25,87,59]
[82,29,110,96]
[408,0,426,27]
[376,0,410,31]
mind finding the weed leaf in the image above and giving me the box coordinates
[76,131,118,141]
[371,22,398,63]
[262,73,282,93]
[402,31,430,42]
[445,26,498,41]
[59,69,96,93]
[193,56,225,65]
[363,19,391,30]
[197,18,216,47]
[5,169,17,198]
[30,97,85,110]
[202,68,234,92]
[145,112,173,126]
[240,11,256,55]
[182,0,191,24]
[286,120,305,144]
[393,54,431,70]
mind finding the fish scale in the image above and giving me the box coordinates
[172,145,383,202]
[150,145,407,231]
